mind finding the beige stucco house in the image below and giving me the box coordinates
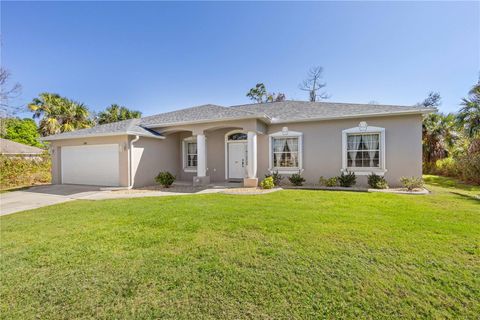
[42,101,434,188]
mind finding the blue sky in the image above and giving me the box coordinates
[2,1,479,117]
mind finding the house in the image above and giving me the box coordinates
[0,138,44,159]
[41,101,435,188]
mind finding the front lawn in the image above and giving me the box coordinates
[1,176,479,319]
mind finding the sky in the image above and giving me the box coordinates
[2,1,479,118]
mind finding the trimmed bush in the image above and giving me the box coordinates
[288,171,305,186]
[400,176,424,191]
[319,176,338,187]
[260,176,274,189]
[367,173,389,189]
[265,170,283,186]
[155,171,176,188]
[338,170,356,187]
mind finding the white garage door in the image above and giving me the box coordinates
[61,144,120,186]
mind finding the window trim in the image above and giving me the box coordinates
[268,130,303,174]
[182,137,198,173]
[341,125,386,175]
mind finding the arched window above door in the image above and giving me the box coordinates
[227,132,248,141]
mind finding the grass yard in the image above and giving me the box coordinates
[1,176,479,319]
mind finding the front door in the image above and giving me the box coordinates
[228,143,247,179]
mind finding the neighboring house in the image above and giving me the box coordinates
[41,101,435,188]
[0,138,44,159]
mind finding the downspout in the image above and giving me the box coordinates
[128,135,140,189]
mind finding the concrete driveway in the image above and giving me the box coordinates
[0,184,226,216]
[0,185,104,216]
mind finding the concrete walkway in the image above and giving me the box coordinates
[0,184,225,216]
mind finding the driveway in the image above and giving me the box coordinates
[0,185,104,216]
[0,184,226,216]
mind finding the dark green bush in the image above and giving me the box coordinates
[260,176,274,189]
[155,171,176,188]
[288,171,305,186]
[367,173,389,189]
[338,170,356,187]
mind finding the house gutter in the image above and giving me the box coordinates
[128,135,140,189]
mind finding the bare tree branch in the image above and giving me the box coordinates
[0,68,23,117]
[299,66,330,102]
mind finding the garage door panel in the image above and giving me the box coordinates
[61,144,120,186]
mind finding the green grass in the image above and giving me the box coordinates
[1,176,479,319]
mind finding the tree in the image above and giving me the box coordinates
[0,68,22,117]
[299,66,330,102]
[422,112,458,164]
[419,92,459,164]
[0,118,43,147]
[97,104,142,125]
[418,91,441,108]
[457,81,480,140]
[246,83,286,103]
[28,93,92,136]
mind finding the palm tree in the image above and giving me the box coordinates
[97,104,142,125]
[28,93,91,136]
[458,81,480,140]
[422,113,458,164]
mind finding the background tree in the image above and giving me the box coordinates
[97,104,142,124]
[0,68,22,117]
[457,81,480,140]
[28,93,92,136]
[0,118,43,147]
[420,92,459,164]
[246,83,286,103]
[299,66,330,102]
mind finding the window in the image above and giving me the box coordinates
[186,142,197,168]
[182,137,199,172]
[227,132,247,141]
[342,123,386,175]
[273,137,299,168]
[269,130,303,172]
[347,133,380,168]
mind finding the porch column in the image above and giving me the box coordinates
[197,133,206,177]
[244,131,258,187]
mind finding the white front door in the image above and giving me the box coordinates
[228,143,247,179]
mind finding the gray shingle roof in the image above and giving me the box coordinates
[231,101,434,123]
[0,138,44,155]
[41,118,164,141]
[140,104,264,127]
[41,101,434,141]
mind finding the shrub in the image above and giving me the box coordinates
[288,171,305,186]
[155,171,176,188]
[457,152,480,184]
[265,170,283,186]
[0,154,51,190]
[367,173,389,189]
[400,176,424,191]
[260,176,274,189]
[338,170,356,187]
[319,176,338,187]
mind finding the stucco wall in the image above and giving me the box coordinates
[49,135,129,186]
[257,114,423,187]
[130,134,181,187]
